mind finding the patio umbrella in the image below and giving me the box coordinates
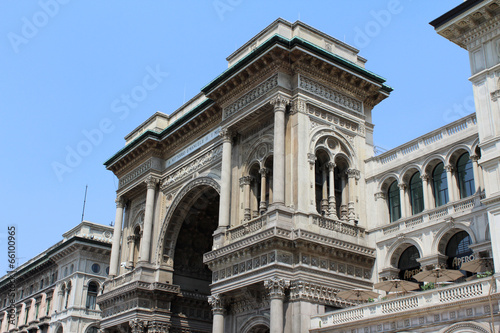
[337,289,380,301]
[413,267,464,284]
[460,257,493,273]
[374,279,420,293]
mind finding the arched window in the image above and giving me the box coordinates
[85,327,98,333]
[456,153,475,198]
[387,181,401,222]
[398,246,421,281]
[446,231,473,278]
[86,282,98,310]
[432,162,448,207]
[409,172,424,215]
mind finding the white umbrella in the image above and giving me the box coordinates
[413,267,463,284]
[460,257,493,273]
[337,289,380,301]
[374,279,420,293]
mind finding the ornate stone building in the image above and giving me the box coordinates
[99,2,500,332]
[0,221,113,333]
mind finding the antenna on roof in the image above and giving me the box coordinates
[81,185,88,222]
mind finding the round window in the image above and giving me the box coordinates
[91,263,101,274]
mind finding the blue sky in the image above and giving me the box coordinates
[0,1,471,273]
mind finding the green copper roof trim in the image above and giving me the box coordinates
[104,98,214,167]
[202,34,392,94]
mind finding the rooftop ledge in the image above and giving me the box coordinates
[311,275,499,331]
[366,113,477,167]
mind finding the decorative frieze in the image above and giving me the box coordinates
[163,146,223,186]
[119,159,162,189]
[148,321,170,333]
[309,105,362,136]
[289,281,346,307]
[223,74,279,119]
[300,76,362,113]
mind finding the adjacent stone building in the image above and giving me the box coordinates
[0,221,113,333]
[99,2,500,332]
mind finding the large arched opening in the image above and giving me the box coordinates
[163,181,220,332]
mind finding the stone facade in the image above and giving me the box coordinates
[99,7,500,333]
[0,221,112,333]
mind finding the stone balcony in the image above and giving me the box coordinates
[310,276,499,332]
[369,193,484,242]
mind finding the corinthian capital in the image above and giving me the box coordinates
[346,168,360,180]
[269,94,290,112]
[115,196,125,209]
[145,176,159,189]
[264,276,290,299]
[220,128,233,143]
[129,319,148,333]
[148,321,170,333]
[208,293,224,314]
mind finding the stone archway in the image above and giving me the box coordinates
[160,178,220,333]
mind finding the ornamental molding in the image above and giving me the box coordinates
[223,74,279,119]
[308,104,363,135]
[216,60,289,107]
[119,158,162,189]
[299,76,362,114]
[129,319,147,333]
[289,280,349,307]
[294,64,372,103]
[491,89,500,101]
[148,321,170,333]
[374,192,386,201]
[290,99,307,115]
[162,146,223,187]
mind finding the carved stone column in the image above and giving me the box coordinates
[470,154,482,193]
[347,169,359,224]
[259,167,268,214]
[252,177,259,218]
[398,183,408,219]
[148,321,171,333]
[308,154,317,212]
[218,129,233,228]
[129,319,147,333]
[374,192,386,223]
[445,164,457,202]
[420,173,431,211]
[264,277,290,333]
[340,172,348,220]
[270,95,289,206]
[327,162,337,219]
[240,176,252,221]
[139,176,158,264]
[321,167,329,215]
[208,294,225,333]
[109,196,125,276]
[127,235,136,268]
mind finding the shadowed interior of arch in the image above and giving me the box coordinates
[171,186,220,294]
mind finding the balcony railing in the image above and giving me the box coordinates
[381,194,482,236]
[311,277,495,330]
[226,215,268,241]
